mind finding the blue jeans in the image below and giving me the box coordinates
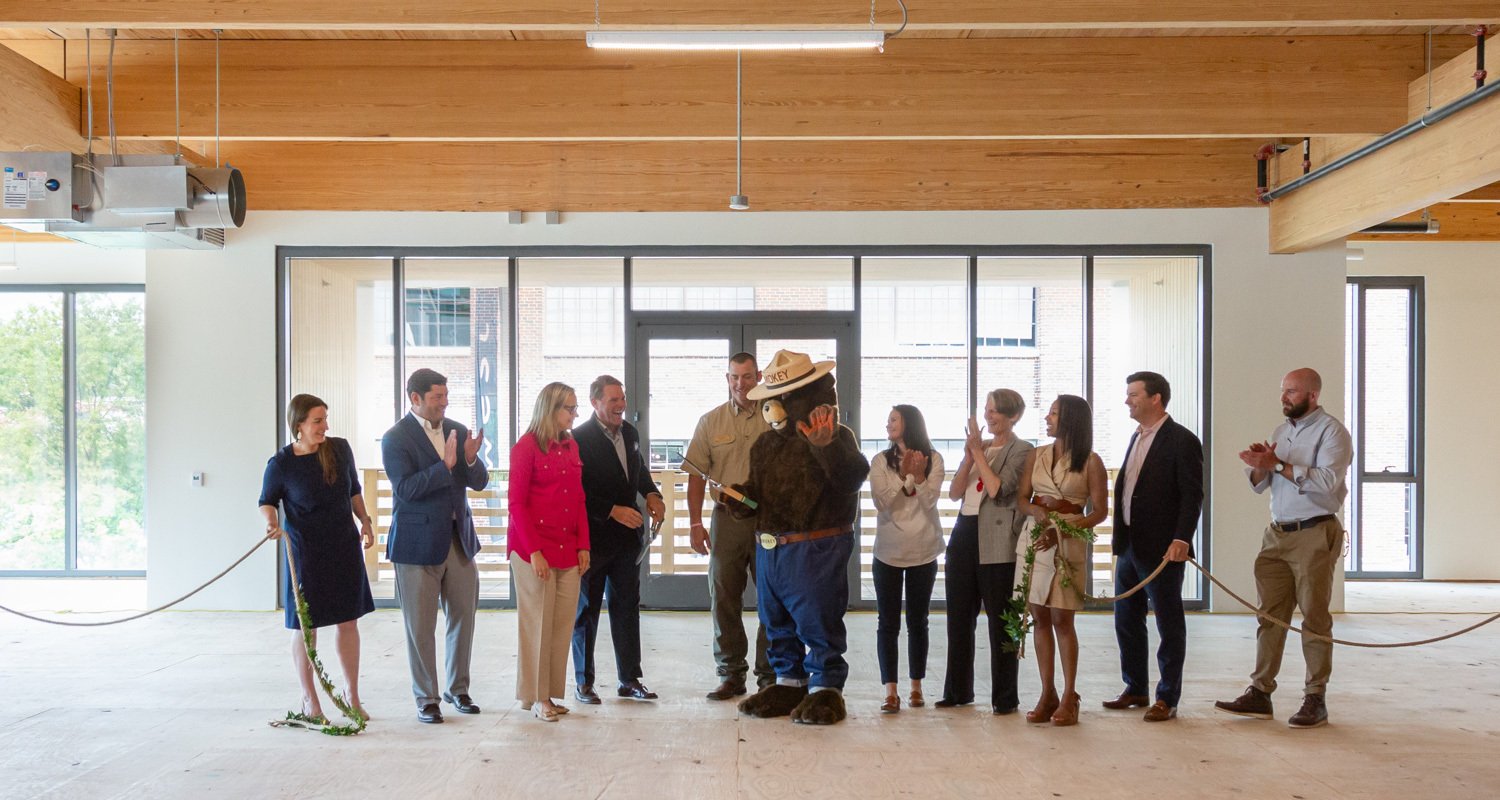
[872,557,938,685]
[756,532,854,690]
[1113,549,1187,706]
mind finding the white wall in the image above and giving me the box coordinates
[0,242,143,284]
[1352,241,1500,580]
[140,208,1346,611]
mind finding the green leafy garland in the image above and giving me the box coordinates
[271,545,368,736]
[1001,512,1097,658]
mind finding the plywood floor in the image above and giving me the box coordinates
[3,599,1499,799]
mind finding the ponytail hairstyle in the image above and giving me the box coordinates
[288,393,339,485]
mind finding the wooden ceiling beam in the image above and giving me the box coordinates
[1268,75,1500,250]
[215,138,1261,212]
[0,43,81,151]
[44,37,1450,141]
[2,2,1493,32]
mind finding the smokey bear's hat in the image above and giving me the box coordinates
[747,349,836,400]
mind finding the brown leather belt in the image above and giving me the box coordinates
[1031,495,1085,515]
[758,526,851,550]
[1271,514,1338,532]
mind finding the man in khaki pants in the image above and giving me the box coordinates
[686,352,774,700]
[1216,367,1351,729]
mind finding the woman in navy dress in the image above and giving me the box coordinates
[258,394,376,720]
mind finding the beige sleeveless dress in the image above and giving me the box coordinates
[1015,444,1093,611]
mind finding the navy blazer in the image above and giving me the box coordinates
[381,413,489,566]
[573,416,660,558]
[1111,417,1205,564]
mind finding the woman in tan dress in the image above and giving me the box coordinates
[1015,394,1108,727]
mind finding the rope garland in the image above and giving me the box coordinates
[0,534,272,626]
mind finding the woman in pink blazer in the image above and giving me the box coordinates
[508,382,591,721]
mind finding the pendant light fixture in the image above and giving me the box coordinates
[729,51,749,211]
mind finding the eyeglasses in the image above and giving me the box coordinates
[561,405,579,413]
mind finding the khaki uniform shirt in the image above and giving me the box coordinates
[684,398,770,489]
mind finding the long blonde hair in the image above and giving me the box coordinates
[526,382,576,451]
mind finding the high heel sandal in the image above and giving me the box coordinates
[534,704,560,722]
[1051,692,1081,727]
[1025,691,1060,724]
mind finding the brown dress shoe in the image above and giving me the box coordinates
[908,690,925,708]
[1102,692,1150,710]
[1025,690,1060,724]
[1214,685,1273,719]
[1143,701,1177,722]
[880,695,901,714]
[1287,694,1328,729]
[706,680,748,701]
[1051,692,1081,726]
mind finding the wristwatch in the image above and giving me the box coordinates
[1272,461,1285,474]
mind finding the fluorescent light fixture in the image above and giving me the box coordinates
[586,30,886,52]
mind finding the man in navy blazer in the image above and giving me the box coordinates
[382,368,489,724]
[571,375,665,704]
[1104,371,1204,722]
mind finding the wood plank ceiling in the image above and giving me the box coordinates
[0,1,1496,247]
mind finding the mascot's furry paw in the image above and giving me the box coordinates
[737,684,807,718]
[791,690,847,725]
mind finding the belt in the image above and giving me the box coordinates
[1031,495,1085,515]
[758,526,851,550]
[1271,513,1338,532]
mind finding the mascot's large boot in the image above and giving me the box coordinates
[738,684,807,718]
[790,690,847,725]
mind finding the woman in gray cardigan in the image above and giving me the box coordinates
[935,388,1034,714]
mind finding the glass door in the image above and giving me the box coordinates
[632,319,857,608]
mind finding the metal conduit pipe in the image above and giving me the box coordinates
[1260,77,1500,203]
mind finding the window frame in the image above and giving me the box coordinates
[0,284,147,577]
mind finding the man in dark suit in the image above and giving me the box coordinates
[571,375,666,703]
[1104,371,1204,722]
[381,368,489,724]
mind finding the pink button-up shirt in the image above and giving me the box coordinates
[508,432,590,568]
[1121,413,1169,526]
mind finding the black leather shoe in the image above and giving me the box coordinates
[443,692,481,715]
[934,697,973,708]
[992,705,1019,716]
[706,680,748,701]
[1287,694,1328,729]
[618,680,659,700]
[1215,685,1274,719]
[575,684,602,705]
[417,703,444,724]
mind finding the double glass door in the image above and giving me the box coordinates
[630,317,857,608]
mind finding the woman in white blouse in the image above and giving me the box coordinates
[869,404,946,713]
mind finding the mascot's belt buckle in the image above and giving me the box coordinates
[759,533,780,550]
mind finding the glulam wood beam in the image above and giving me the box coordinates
[215,138,1261,212]
[1,2,1493,32]
[57,37,1442,141]
[1347,202,1500,241]
[0,43,80,151]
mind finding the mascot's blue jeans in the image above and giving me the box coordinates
[755,532,854,691]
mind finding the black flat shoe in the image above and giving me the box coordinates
[443,692,481,715]
[575,684,602,705]
[934,698,973,708]
[618,680,658,700]
[417,703,444,724]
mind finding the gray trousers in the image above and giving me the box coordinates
[1250,519,1341,697]
[394,535,480,707]
[708,505,772,686]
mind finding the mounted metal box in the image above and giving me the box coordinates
[0,151,86,224]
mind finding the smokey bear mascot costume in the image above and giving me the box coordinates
[727,350,870,725]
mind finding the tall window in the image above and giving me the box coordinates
[404,287,471,348]
[0,287,146,574]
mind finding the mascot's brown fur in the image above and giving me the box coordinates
[728,371,869,724]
